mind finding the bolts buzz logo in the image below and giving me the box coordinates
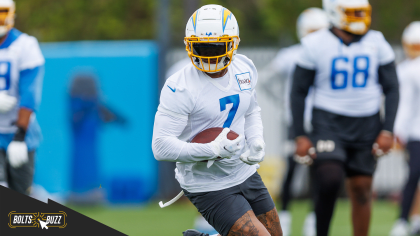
[8,211,67,229]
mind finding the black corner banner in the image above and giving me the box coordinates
[0,186,127,236]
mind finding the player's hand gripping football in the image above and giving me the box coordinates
[240,139,265,165]
[0,91,17,113]
[294,136,316,165]
[7,141,29,168]
[210,128,243,160]
[372,131,394,158]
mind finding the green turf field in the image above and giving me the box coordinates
[71,199,398,236]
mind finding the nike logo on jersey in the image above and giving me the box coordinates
[167,85,176,92]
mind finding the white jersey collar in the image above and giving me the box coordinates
[201,67,233,92]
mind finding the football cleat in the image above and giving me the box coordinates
[183,229,210,236]
[302,212,316,236]
[323,0,371,35]
[410,215,420,235]
[297,8,329,40]
[185,5,240,73]
[0,0,14,37]
[402,21,420,59]
[389,219,410,236]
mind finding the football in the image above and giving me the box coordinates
[190,127,239,144]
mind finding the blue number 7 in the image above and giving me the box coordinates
[220,94,240,128]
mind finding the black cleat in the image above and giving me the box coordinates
[182,229,210,236]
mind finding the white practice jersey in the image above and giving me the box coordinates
[394,57,420,143]
[153,54,262,193]
[268,44,313,128]
[297,29,395,117]
[0,29,44,134]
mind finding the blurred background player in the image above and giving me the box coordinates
[391,21,420,236]
[0,0,44,195]
[261,7,329,236]
[291,0,399,235]
[152,4,281,236]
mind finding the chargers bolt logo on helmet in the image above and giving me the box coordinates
[0,0,14,37]
[402,22,420,59]
[185,5,240,73]
[323,0,371,35]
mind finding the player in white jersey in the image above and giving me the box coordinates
[262,8,329,236]
[291,0,399,236]
[390,22,420,236]
[152,5,281,236]
[0,0,44,195]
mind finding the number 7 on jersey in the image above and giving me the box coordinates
[220,94,240,128]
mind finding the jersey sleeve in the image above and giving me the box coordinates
[296,39,317,70]
[376,32,395,65]
[152,111,216,163]
[19,36,45,71]
[158,78,195,119]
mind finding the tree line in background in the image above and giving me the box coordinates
[15,0,420,47]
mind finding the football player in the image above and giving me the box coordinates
[290,0,399,236]
[152,4,282,236]
[261,8,329,236]
[390,21,420,236]
[0,0,45,195]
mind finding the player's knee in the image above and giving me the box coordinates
[319,176,341,195]
[350,184,371,206]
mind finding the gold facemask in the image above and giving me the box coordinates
[340,5,372,35]
[403,41,420,59]
[185,35,239,73]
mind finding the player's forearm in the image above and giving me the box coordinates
[152,111,216,163]
[152,136,215,163]
[291,65,316,138]
[16,108,32,130]
[378,62,400,132]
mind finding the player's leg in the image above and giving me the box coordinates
[183,182,271,236]
[390,141,420,235]
[7,150,35,195]
[410,188,420,234]
[346,175,372,236]
[345,146,377,236]
[400,142,420,221]
[312,160,345,236]
[243,172,282,236]
[228,210,272,236]
[280,154,297,210]
[0,149,8,187]
[278,154,296,235]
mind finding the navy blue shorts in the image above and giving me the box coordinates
[310,108,381,176]
[183,172,275,236]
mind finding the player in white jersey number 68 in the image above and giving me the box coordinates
[0,0,45,195]
[152,4,281,236]
[291,0,399,235]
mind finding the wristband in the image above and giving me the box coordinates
[13,127,26,142]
